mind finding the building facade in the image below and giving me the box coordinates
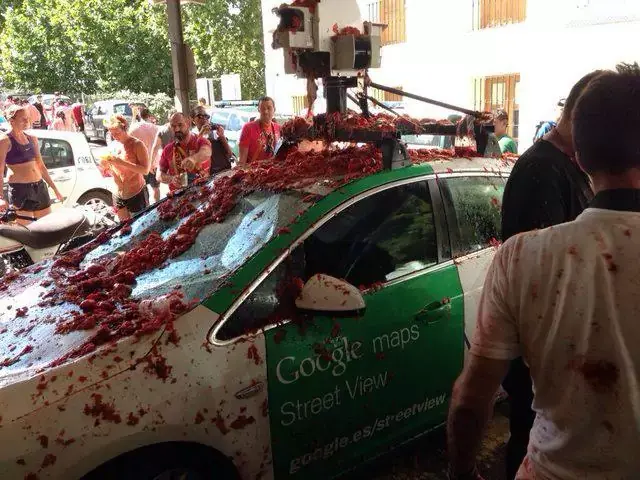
[260,0,640,151]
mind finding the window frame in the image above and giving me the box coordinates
[209,174,450,345]
[437,172,508,258]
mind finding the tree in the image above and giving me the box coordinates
[0,0,266,100]
[183,0,266,100]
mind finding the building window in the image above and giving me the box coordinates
[473,74,520,141]
[292,95,306,115]
[472,0,527,29]
[367,0,406,46]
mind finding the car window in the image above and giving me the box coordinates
[217,181,438,341]
[39,138,74,169]
[227,114,242,131]
[113,104,132,116]
[440,176,507,256]
[210,111,230,128]
[305,181,438,286]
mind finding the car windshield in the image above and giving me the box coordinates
[81,182,308,306]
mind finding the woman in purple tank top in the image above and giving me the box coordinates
[0,105,63,224]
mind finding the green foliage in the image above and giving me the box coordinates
[0,0,266,100]
[85,90,175,123]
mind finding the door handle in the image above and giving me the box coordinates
[235,382,264,400]
[415,300,451,324]
[56,176,72,182]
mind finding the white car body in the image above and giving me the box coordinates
[0,157,512,480]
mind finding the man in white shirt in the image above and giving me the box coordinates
[447,62,640,479]
[129,108,160,203]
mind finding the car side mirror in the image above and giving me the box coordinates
[295,274,365,315]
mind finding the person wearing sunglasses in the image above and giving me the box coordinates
[191,106,235,175]
[238,96,281,166]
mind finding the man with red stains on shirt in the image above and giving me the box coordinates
[447,63,640,480]
[158,112,211,191]
[497,70,604,480]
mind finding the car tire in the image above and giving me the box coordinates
[83,442,240,480]
[78,190,116,223]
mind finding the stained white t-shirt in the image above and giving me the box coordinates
[471,208,640,479]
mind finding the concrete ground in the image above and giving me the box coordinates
[346,402,510,480]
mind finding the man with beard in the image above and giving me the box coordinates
[158,112,211,191]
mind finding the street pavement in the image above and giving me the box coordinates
[347,403,509,480]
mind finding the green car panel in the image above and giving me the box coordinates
[265,261,463,479]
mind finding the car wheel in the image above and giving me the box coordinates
[83,443,239,480]
[77,191,117,225]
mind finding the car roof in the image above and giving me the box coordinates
[208,107,256,118]
[94,99,133,106]
[25,129,88,142]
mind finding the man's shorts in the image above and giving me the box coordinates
[8,180,51,211]
[145,170,159,188]
[114,187,149,215]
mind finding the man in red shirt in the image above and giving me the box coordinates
[158,112,212,191]
[238,96,281,166]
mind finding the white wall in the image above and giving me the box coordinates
[262,0,640,150]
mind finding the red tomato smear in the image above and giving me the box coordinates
[143,348,173,381]
[261,399,268,417]
[330,322,341,338]
[24,473,39,480]
[568,245,578,255]
[194,411,205,424]
[291,0,319,13]
[83,393,122,425]
[602,253,618,272]
[489,237,502,248]
[229,415,256,430]
[567,356,619,394]
[37,435,48,448]
[213,412,230,435]
[15,307,28,317]
[332,23,362,36]
[40,454,56,469]
[277,227,291,235]
[16,459,26,465]
[55,437,75,446]
[624,229,632,237]
[359,282,384,292]
[247,345,262,365]
[273,329,287,344]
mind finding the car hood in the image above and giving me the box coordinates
[0,262,164,410]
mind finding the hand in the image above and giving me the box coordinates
[199,123,212,137]
[182,158,196,172]
[216,125,225,139]
[54,190,64,202]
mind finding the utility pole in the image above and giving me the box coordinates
[166,0,190,114]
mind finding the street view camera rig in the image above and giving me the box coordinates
[272,0,499,168]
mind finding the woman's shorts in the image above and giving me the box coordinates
[8,180,51,211]
[114,187,149,214]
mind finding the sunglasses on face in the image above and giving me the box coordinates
[196,113,210,119]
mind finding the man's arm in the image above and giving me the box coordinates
[150,133,163,169]
[501,160,567,241]
[448,355,510,476]
[447,244,520,476]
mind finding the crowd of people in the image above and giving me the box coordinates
[447,62,640,479]
[0,93,84,132]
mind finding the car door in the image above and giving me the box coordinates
[438,173,507,348]
[215,179,463,479]
[38,137,78,204]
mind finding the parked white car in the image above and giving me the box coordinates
[19,130,115,215]
[207,108,257,156]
